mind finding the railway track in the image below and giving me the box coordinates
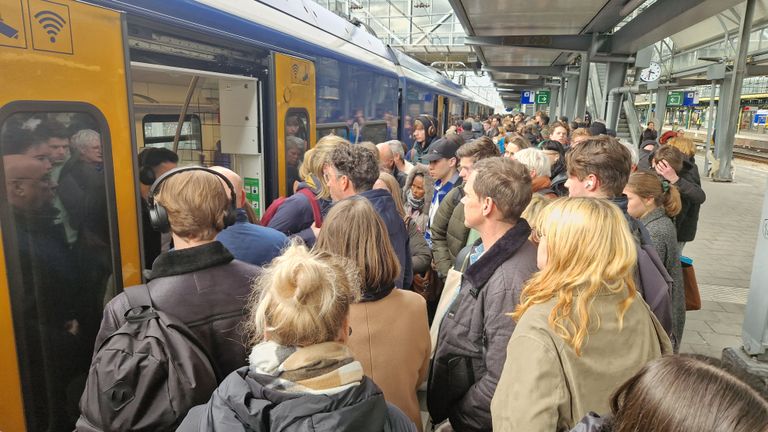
[733,147,768,163]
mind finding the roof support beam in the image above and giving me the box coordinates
[610,0,744,54]
[582,0,637,33]
[483,66,565,76]
[465,35,593,52]
[414,12,454,44]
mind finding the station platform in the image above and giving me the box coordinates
[678,155,768,358]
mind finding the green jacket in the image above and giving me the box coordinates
[430,183,469,276]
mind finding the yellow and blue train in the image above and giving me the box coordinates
[0,0,492,429]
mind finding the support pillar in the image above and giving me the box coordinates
[574,55,590,120]
[654,88,668,130]
[556,77,566,120]
[564,75,579,122]
[604,62,628,129]
[548,84,559,118]
[715,0,756,182]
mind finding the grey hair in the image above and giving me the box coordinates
[384,140,405,160]
[514,148,551,178]
[620,140,639,167]
[70,129,100,151]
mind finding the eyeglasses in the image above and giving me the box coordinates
[323,171,341,184]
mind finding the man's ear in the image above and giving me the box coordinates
[450,157,458,168]
[482,196,493,217]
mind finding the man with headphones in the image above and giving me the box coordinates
[138,147,179,269]
[94,166,262,379]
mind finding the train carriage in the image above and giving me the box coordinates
[0,0,491,429]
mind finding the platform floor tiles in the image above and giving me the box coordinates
[679,156,767,358]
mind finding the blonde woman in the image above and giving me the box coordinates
[266,135,345,245]
[179,242,417,431]
[315,198,430,431]
[491,198,671,432]
[625,171,685,352]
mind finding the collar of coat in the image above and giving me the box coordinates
[463,218,531,296]
[149,240,234,280]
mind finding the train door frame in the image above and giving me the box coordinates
[0,2,138,429]
[272,53,317,198]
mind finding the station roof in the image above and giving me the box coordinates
[448,0,750,102]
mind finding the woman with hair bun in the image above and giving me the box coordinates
[571,355,768,431]
[315,197,430,431]
[491,198,671,432]
[179,241,417,432]
[624,171,685,352]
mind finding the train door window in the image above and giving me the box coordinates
[142,114,202,150]
[358,120,389,144]
[285,109,309,196]
[0,106,119,432]
[318,124,350,140]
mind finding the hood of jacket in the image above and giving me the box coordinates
[403,164,434,215]
[182,367,393,432]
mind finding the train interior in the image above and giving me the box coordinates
[130,63,268,215]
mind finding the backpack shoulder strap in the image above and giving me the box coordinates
[124,284,153,309]
[298,188,323,228]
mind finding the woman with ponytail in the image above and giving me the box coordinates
[624,171,685,352]
[491,198,670,432]
[179,241,417,431]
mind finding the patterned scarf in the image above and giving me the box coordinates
[406,189,425,212]
[248,341,363,395]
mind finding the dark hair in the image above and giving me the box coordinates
[609,355,768,432]
[139,147,179,169]
[566,135,632,197]
[652,145,685,173]
[470,157,532,223]
[456,136,500,161]
[329,143,379,192]
[538,113,550,125]
[1,127,36,155]
[34,120,69,141]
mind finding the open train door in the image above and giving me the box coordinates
[273,53,316,198]
[0,1,139,430]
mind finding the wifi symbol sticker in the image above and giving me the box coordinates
[28,0,72,54]
[35,10,65,43]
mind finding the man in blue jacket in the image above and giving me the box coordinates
[322,143,413,289]
[212,166,287,266]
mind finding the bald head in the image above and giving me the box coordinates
[209,166,244,208]
[376,142,394,172]
[4,154,54,210]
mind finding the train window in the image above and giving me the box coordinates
[142,114,202,150]
[317,123,349,140]
[356,120,389,144]
[0,106,119,431]
[285,109,309,196]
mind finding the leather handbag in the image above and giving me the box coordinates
[681,256,701,311]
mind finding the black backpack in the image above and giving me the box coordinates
[76,284,218,431]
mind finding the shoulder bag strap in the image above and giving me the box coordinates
[298,188,323,228]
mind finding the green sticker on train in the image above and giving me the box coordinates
[244,177,260,219]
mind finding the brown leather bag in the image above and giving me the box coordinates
[682,260,701,311]
[412,268,445,303]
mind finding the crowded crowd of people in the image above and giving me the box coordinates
[5,109,765,431]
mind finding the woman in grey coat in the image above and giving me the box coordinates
[624,171,685,352]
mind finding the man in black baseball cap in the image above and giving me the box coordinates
[422,136,463,246]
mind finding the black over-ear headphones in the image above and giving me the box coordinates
[147,166,238,233]
[138,149,157,186]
